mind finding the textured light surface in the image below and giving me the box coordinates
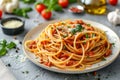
[0,1,120,80]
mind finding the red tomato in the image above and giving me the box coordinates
[41,9,52,20]
[0,10,2,18]
[109,0,118,6]
[36,4,46,13]
[58,0,69,8]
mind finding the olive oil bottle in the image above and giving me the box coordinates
[78,0,106,15]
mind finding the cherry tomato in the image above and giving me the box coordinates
[109,0,118,6]
[35,4,46,14]
[0,10,2,18]
[58,0,69,8]
[41,9,52,20]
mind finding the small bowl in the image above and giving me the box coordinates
[1,17,24,35]
[68,5,84,14]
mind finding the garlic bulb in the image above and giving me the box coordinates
[0,0,19,13]
[107,9,120,25]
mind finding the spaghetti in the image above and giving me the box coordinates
[25,19,112,70]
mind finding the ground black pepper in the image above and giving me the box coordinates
[16,47,20,50]
[95,78,101,80]
[6,63,11,67]
[19,41,22,44]
[26,71,29,74]
[16,50,18,53]
[22,71,29,74]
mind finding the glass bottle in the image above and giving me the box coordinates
[78,0,106,15]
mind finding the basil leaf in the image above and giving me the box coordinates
[0,48,7,56]
[70,29,76,35]
[22,7,33,12]
[13,7,32,18]
[53,4,63,11]
[43,0,50,7]
[6,42,16,49]
[21,0,36,4]
[0,39,7,48]
[22,12,29,18]
[75,24,83,32]
[69,0,77,3]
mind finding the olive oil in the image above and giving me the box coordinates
[78,0,106,15]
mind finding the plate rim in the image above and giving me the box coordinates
[22,19,120,74]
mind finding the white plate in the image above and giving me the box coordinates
[22,19,120,74]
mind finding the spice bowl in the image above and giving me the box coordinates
[68,5,84,14]
[1,17,24,35]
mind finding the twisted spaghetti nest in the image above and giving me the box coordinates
[25,19,112,70]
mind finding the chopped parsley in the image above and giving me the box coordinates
[92,33,95,37]
[61,22,65,25]
[87,24,91,26]
[85,34,89,38]
[67,26,71,28]
[70,24,83,35]
[111,43,115,45]
[102,57,106,61]
[75,24,83,32]
[70,28,76,35]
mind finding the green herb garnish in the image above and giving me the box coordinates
[75,24,83,32]
[92,33,95,37]
[43,0,63,12]
[0,39,16,57]
[20,0,36,4]
[0,39,7,48]
[85,34,89,38]
[111,43,115,45]
[69,0,77,3]
[13,7,32,18]
[70,29,76,35]
[0,48,7,56]
[102,57,106,61]
[67,26,71,28]
[70,24,83,35]
[87,24,91,26]
[61,22,65,25]
[7,42,16,49]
